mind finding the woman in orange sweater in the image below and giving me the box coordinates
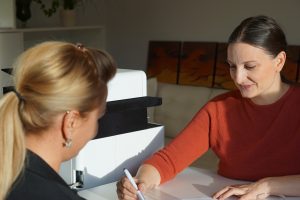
[117,15,300,200]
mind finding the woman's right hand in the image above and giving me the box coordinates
[116,176,146,200]
[116,164,161,200]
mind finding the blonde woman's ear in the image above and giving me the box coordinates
[62,110,79,148]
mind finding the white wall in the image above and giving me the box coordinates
[0,0,15,28]
[104,0,300,71]
[10,0,300,71]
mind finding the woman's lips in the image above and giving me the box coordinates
[240,84,253,90]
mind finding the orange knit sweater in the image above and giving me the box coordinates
[145,86,300,183]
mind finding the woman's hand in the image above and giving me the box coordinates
[213,174,300,200]
[116,164,161,200]
[213,179,271,200]
[116,176,146,200]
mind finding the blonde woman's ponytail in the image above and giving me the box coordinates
[0,92,26,200]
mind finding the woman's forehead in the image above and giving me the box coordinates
[227,43,270,62]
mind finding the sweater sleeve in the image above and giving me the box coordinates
[144,105,212,183]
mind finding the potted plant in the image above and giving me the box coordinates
[33,0,83,26]
[16,0,33,27]
[60,0,78,26]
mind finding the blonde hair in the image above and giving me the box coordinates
[0,41,116,199]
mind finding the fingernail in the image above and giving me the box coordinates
[139,184,145,191]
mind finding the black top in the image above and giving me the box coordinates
[7,150,85,200]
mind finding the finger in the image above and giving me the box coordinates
[133,177,145,189]
[213,186,233,199]
[137,182,146,192]
[133,177,149,193]
[220,188,245,200]
[116,179,138,199]
[117,192,137,200]
[215,187,247,200]
[122,177,138,193]
[117,187,138,200]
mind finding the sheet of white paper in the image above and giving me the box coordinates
[79,167,299,200]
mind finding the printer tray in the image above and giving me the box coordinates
[97,96,162,139]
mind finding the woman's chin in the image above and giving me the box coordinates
[239,89,255,99]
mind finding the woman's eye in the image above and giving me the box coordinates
[245,65,255,70]
[228,65,236,70]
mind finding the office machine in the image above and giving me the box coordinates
[59,69,164,190]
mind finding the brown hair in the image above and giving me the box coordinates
[228,15,287,57]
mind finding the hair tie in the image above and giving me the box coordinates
[76,43,85,50]
[12,89,24,102]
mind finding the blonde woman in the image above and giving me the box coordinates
[0,41,116,200]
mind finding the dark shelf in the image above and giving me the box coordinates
[3,86,14,95]
[1,68,13,75]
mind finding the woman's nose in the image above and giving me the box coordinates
[233,68,247,84]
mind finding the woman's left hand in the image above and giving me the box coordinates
[213,179,271,200]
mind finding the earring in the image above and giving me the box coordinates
[64,138,73,148]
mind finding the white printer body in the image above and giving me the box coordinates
[59,69,164,190]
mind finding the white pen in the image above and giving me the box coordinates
[123,168,146,200]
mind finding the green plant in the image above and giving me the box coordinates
[33,0,59,17]
[33,0,81,17]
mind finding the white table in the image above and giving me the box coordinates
[78,167,298,200]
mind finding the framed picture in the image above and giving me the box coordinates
[178,42,217,87]
[283,45,300,82]
[147,41,181,84]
